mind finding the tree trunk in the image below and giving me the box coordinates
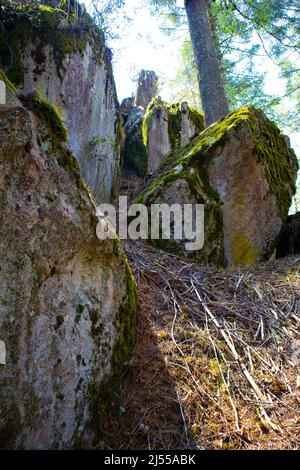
[184,0,229,126]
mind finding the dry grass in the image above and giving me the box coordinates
[101,240,300,450]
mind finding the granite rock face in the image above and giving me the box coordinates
[276,212,300,258]
[136,70,158,110]
[143,98,205,174]
[0,2,120,202]
[137,107,298,267]
[0,103,136,449]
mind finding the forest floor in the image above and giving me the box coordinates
[101,240,300,450]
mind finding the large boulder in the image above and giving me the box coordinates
[0,102,136,449]
[122,98,204,177]
[0,1,120,202]
[136,106,298,267]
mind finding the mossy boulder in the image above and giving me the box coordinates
[122,98,204,177]
[0,104,136,449]
[136,106,298,267]
[0,1,119,202]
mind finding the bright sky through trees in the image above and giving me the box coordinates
[83,0,191,100]
[82,0,299,154]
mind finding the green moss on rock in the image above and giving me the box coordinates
[0,68,17,94]
[142,97,160,147]
[139,106,297,217]
[18,92,93,202]
[188,106,205,133]
[231,232,260,266]
[31,92,68,141]
[112,240,138,368]
[0,402,22,449]
[139,98,204,176]
[136,106,298,266]
[0,27,23,87]
[54,314,64,332]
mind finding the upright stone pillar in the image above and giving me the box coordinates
[136,70,158,110]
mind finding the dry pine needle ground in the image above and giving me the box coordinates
[101,240,300,450]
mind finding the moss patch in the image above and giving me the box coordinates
[30,92,68,141]
[89,308,104,345]
[0,25,23,87]
[112,241,138,367]
[86,240,137,443]
[54,314,64,332]
[0,401,22,449]
[18,92,91,201]
[0,68,17,94]
[142,98,204,154]
[167,103,182,151]
[188,106,205,132]
[231,232,260,266]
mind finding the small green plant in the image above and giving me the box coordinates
[90,135,115,149]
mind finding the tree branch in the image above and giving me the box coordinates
[228,0,300,54]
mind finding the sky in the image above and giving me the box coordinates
[82,0,300,155]
[83,0,187,101]
[103,0,186,102]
